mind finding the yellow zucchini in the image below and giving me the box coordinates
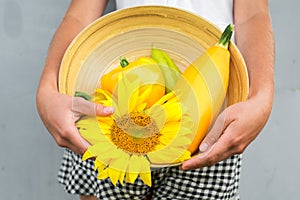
[174,24,234,154]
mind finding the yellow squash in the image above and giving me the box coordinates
[174,24,234,154]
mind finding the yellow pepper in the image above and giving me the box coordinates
[174,24,234,154]
[101,56,165,107]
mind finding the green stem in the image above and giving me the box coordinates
[217,24,234,49]
[74,91,91,101]
[119,57,129,68]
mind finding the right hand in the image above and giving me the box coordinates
[36,89,114,155]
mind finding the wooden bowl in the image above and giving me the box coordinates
[59,6,249,165]
[59,6,248,105]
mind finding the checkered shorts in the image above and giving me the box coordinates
[58,149,241,200]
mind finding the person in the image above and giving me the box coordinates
[36,0,274,199]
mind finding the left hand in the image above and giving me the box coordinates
[181,95,272,170]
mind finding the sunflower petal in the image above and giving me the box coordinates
[108,168,120,186]
[118,170,126,186]
[76,116,108,145]
[82,149,95,161]
[162,101,182,122]
[96,100,112,107]
[82,143,115,164]
[139,172,151,187]
[167,95,179,104]
[159,123,180,146]
[177,126,194,137]
[181,115,194,128]
[96,116,114,125]
[98,148,122,164]
[94,88,112,103]
[148,146,188,164]
[171,136,192,148]
[136,102,148,112]
[126,155,141,183]
[117,74,141,115]
[153,92,176,105]
[97,168,109,179]
[147,104,167,131]
[139,156,152,186]
[173,150,191,163]
[109,152,130,186]
[160,126,192,150]
[94,159,106,171]
[109,151,129,170]
[126,172,139,184]
[139,156,151,174]
[85,141,114,157]
[129,87,139,112]
[136,85,152,106]
[159,134,175,146]
[154,144,165,151]
[160,121,181,135]
[95,117,114,135]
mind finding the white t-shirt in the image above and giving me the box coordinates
[115,0,233,30]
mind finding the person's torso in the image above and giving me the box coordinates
[115,0,233,30]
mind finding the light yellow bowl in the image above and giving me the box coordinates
[59,6,248,106]
[59,6,249,165]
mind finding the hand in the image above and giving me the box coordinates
[36,89,114,155]
[181,95,272,170]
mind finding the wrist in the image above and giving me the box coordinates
[36,75,60,106]
[247,87,274,119]
[247,73,274,105]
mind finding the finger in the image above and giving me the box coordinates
[53,117,91,155]
[199,110,227,152]
[72,97,114,117]
[181,134,233,170]
[67,127,91,155]
[95,103,115,116]
[180,143,215,170]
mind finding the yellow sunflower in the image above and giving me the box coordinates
[76,74,194,187]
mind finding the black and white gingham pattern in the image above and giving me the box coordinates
[58,149,241,200]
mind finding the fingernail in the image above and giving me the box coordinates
[199,143,208,152]
[179,163,187,171]
[103,106,114,114]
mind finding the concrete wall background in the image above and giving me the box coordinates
[0,0,298,199]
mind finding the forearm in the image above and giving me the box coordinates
[234,6,274,113]
[39,17,86,92]
[37,0,108,93]
[36,1,111,154]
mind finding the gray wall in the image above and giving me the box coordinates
[0,0,298,199]
[240,0,300,199]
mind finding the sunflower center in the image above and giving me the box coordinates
[110,112,161,154]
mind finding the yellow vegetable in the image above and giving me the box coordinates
[100,56,165,107]
[174,24,234,154]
